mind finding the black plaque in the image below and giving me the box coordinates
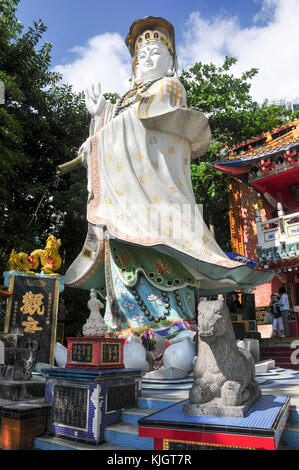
[106,383,136,412]
[52,384,88,429]
[5,275,59,364]
[102,343,120,364]
[71,342,93,363]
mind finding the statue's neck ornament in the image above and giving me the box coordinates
[113,76,162,118]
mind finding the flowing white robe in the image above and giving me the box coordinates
[65,76,273,294]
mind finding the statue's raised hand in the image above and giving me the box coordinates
[85,83,105,118]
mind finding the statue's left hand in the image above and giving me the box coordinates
[85,83,105,117]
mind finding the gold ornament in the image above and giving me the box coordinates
[153,258,171,276]
[118,251,130,268]
[8,235,62,276]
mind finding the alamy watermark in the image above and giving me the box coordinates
[0,80,5,104]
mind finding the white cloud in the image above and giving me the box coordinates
[54,32,131,95]
[54,0,299,103]
[178,0,299,102]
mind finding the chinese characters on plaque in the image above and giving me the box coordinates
[71,342,93,364]
[52,384,88,429]
[5,275,60,364]
[66,337,125,370]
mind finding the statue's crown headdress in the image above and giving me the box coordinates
[134,30,174,57]
[125,16,177,71]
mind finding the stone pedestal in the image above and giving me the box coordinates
[0,398,51,450]
[0,379,45,402]
[41,367,142,445]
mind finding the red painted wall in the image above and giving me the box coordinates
[238,181,299,308]
[239,182,273,263]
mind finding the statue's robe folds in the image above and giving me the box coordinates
[65,76,273,338]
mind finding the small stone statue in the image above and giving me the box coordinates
[183,299,261,417]
[83,289,108,337]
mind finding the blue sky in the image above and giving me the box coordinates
[16,0,261,65]
[16,0,299,102]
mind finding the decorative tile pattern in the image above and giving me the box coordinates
[141,396,288,431]
[104,428,154,450]
[282,430,299,448]
[44,368,142,445]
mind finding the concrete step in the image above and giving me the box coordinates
[289,407,299,423]
[282,421,299,449]
[104,422,154,450]
[34,435,136,451]
[121,407,156,424]
[255,359,276,374]
[137,394,187,410]
[142,382,192,390]
[267,363,299,370]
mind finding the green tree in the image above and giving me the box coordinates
[0,1,121,337]
[0,0,88,267]
[180,57,297,251]
[0,0,93,335]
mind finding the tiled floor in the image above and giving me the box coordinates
[140,395,288,431]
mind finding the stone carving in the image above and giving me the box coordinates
[183,299,261,417]
[83,289,108,337]
[0,331,39,381]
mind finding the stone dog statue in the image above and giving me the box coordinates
[183,299,261,417]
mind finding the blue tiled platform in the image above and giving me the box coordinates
[139,395,288,433]
[138,395,290,450]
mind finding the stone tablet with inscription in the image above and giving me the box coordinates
[4,274,61,365]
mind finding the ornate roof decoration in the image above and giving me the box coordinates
[218,120,299,162]
[214,120,299,185]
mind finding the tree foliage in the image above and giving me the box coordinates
[180,57,298,250]
[0,0,92,335]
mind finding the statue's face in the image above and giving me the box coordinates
[136,41,172,82]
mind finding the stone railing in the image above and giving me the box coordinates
[255,204,299,268]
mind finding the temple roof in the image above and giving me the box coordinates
[213,120,299,188]
[217,119,299,164]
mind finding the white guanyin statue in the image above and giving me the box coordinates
[59,17,273,378]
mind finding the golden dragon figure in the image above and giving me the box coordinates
[9,235,62,276]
